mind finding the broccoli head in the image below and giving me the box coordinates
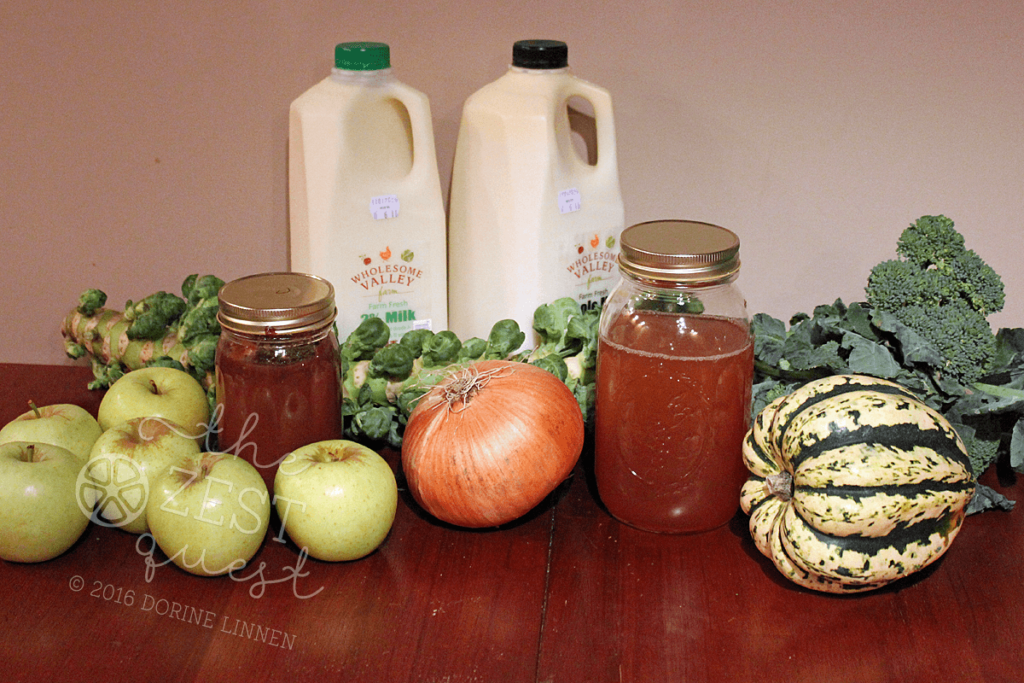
[895,214,965,266]
[879,215,1004,315]
[865,215,1005,384]
[864,259,923,312]
[950,250,1005,316]
[895,300,997,384]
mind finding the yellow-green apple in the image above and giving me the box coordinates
[85,417,201,533]
[146,452,269,576]
[0,442,92,562]
[0,402,102,462]
[98,367,210,442]
[274,440,397,562]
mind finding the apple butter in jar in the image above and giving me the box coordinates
[594,220,754,534]
[215,272,343,490]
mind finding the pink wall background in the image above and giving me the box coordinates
[2,0,1021,365]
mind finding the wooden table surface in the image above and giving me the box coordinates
[1,362,1022,682]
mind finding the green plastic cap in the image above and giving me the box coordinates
[334,42,390,70]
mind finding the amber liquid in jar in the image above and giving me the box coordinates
[595,310,753,534]
[215,329,342,492]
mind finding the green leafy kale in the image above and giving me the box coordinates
[753,216,1023,515]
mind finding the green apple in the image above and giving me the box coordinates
[0,442,92,563]
[146,452,269,576]
[85,417,202,533]
[0,402,102,462]
[274,440,397,562]
[98,367,210,442]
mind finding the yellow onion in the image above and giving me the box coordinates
[401,360,584,527]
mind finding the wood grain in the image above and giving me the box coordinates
[1,363,1021,682]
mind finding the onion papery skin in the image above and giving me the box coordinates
[401,360,585,528]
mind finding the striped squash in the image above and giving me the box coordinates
[740,375,975,593]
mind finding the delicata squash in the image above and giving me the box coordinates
[740,375,975,593]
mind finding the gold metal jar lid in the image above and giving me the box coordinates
[217,272,337,335]
[618,220,740,283]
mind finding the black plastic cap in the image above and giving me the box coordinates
[512,40,568,69]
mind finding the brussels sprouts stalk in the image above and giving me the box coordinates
[342,298,599,449]
[61,274,223,393]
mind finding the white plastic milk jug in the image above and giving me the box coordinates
[447,39,625,342]
[289,42,447,342]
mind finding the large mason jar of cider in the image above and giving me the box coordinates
[594,220,754,534]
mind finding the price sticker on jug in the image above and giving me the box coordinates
[558,188,582,214]
[370,194,401,220]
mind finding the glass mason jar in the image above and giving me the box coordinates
[215,272,343,491]
[594,220,754,534]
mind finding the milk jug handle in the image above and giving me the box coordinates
[389,82,438,186]
[567,80,618,171]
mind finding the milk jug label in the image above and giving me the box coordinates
[370,194,400,220]
[558,188,581,214]
[565,231,619,311]
[348,240,435,339]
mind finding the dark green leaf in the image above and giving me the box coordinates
[870,308,945,368]
[786,339,844,372]
[812,298,847,320]
[966,483,1015,515]
[1012,416,1024,472]
[841,302,880,341]
[752,313,787,365]
[842,332,901,378]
